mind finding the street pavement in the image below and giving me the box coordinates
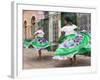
[23,48,91,69]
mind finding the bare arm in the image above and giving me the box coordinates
[58,31,65,43]
[34,33,39,37]
[61,31,65,36]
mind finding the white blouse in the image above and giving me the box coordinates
[34,29,44,37]
[61,25,77,36]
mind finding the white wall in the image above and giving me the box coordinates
[0,0,100,80]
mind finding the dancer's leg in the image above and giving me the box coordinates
[38,49,42,59]
[73,54,77,64]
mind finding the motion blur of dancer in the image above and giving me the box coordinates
[28,27,50,59]
[53,17,91,64]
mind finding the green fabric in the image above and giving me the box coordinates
[78,48,91,55]
[23,39,31,48]
[23,38,50,49]
[31,39,49,49]
[55,32,91,56]
[45,46,51,51]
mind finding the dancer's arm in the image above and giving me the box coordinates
[58,31,65,43]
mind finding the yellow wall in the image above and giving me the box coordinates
[23,10,44,39]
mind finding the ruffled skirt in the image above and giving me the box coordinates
[24,37,50,50]
[53,32,91,60]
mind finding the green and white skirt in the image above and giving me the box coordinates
[53,32,91,60]
[24,37,50,50]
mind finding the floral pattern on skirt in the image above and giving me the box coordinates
[24,37,50,50]
[53,32,91,60]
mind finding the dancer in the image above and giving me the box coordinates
[29,27,49,59]
[53,17,91,64]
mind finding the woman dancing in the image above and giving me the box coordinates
[53,17,91,64]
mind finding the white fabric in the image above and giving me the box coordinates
[34,29,44,37]
[61,25,77,36]
[52,52,78,60]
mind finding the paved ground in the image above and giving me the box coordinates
[23,48,91,69]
